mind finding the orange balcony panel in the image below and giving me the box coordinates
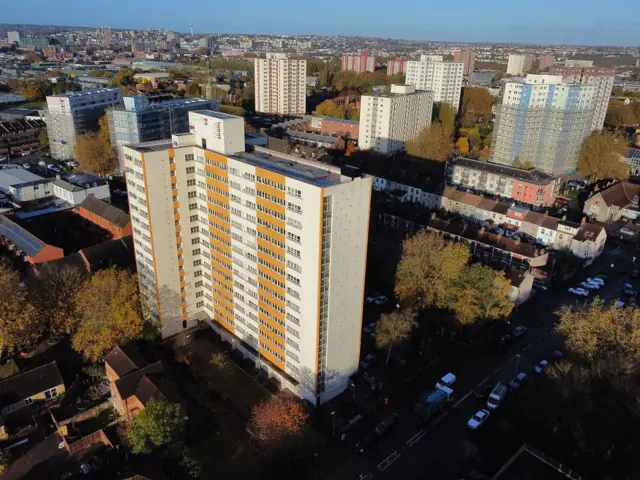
[178,259,184,267]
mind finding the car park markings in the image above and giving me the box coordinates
[431,412,448,426]
[476,376,490,388]
[453,391,472,408]
[537,333,548,341]
[493,366,503,373]
[522,343,532,351]
[377,450,401,472]
[404,429,427,448]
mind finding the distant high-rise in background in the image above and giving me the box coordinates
[386,58,406,75]
[7,31,20,45]
[254,53,307,115]
[107,94,218,171]
[100,26,111,47]
[45,88,123,161]
[549,65,615,131]
[359,84,434,156]
[491,74,595,174]
[405,55,464,110]
[122,110,372,405]
[537,55,555,72]
[506,54,535,75]
[341,52,376,73]
[198,36,216,55]
[190,25,194,36]
[453,51,476,76]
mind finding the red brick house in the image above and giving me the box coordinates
[104,346,167,419]
[76,197,132,239]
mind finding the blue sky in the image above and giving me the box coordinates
[4,0,639,46]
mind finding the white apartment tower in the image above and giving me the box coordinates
[254,53,307,116]
[491,74,595,174]
[359,84,434,156]
[123,111,372,405]
[45,88,123,160]
[405,55,463,110]
[506,54,535,75]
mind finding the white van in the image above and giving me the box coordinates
[487,382,508,410]
[436,373,456,390]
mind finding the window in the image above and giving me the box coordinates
[44,388,58,400]
[186,167,195,174]
[187,179,196,187]
[24,397,33,406]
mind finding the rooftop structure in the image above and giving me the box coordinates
[0,215,64,263]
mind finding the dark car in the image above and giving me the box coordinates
[474,384,492,400]
[355,435,378,454]
[632,270,640,279]
[375,413,399,436]
[496,333,514,351]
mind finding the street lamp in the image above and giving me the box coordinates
[510,354,520,392]
[331,411,336,437]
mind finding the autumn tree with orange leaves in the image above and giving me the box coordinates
[72,268,144,361]
[249,393,308,449]
[0,264,42,352]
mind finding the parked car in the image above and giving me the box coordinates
[363,322,376,334]
[512,326,527,337]
[615,300,626,308]
[509,372,527,389]
[375,413,399,436]
[436,372,456,389]
[359,353,377,369]
[355,435,377,454]
[534,360,549,374]
[374,295,388,306]
[586,277,605,286]
[38,160,46,166]
[580,281,600,290]
[366,292,382,304]
[632,270,640,279]
[474,383,492,400]
[22,163,30,169]
[552,350,565,360]
[568,287,589,296]
[467,409,490,429]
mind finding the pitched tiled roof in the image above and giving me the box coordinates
[105,345,148,378]
[596,182,640,208]
[0,362,63,408]
[78,197,130,229]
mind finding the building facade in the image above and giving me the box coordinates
[448,157,559,206]
[342,52,376,73]
[506,54,535,75]
[490,75,595,174]
[453,51,476,76]
[538,55,555,71]
[386,59,406,75]
[108,94,217,171]
[359,84,434,156]
[0,119,45,157]
[254,53,307,115]
[405,55,464,110]
[122,111,372,405]
[549,66,615,131]
[45,88,123,160]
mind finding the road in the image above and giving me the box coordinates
[309,244,636,480]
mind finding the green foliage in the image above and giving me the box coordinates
[127,399,183,454]
[460,87,493,128]
[512,157,533,170]
[219,104,246,117]
[0,450,9,475]
[82,363,106,379]
[375,309,417,365]
[179,449,203,479]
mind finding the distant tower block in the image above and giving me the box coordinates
[190,25,194,36]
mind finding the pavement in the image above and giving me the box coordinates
[305,244,637,480]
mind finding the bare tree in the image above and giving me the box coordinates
[375,309,417,366]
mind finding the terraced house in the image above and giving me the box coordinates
[122,111,372,405]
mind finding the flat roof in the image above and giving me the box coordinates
[50,87,121,98]
[0,166,49,192]
[285,130,340,144]
[193,110,240,120]
[233,150,344,187]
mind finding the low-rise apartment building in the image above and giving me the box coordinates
[52,172,111,206]
[0,165,53,203]
[0,119,46,157]
[583,181,640,223]
[76,196,132,239]
[448,157,559,206]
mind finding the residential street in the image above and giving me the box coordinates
[306,244,637,480]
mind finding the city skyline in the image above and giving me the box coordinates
[3,0,640,47]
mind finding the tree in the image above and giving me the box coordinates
[38,129,49,149]
[605,102,637,129]
[405,123,453,162]
[460,87,493,126]
[127,399,183,454]
[0,450,9,475]
[577,132,629,181]
[447,265,513,325]
[375,309,416,365]
[555,299,640,362]
[512,157,533,170]
[75,114,116,177]
[395,231,470,310]
[250,393,308,448]
[455,137,469,155]
[0,265,42,352]
[315,99,345,119]
[438,104,457,137]
[72,268,144,361]
[31,265,87,335]
[186,82,201,96]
